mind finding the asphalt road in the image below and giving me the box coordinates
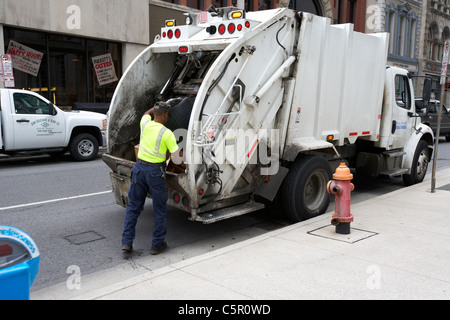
[1,139,450,292]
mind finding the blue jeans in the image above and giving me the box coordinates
[122,161,168,249]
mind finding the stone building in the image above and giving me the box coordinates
[419,0,450,103]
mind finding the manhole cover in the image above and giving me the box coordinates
[308,225,378,244]
[64,231,105,245]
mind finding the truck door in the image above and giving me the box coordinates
[390,72,414,149]
[10,92,66,150]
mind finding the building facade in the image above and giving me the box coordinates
[0,0,150,108]
[419,0,450,103]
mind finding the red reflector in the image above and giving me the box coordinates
[175,29,181,38]
[168,30,173,39]
[162,32,166,38]
[179,46,189,53]
[0,245,12,257]
[228,23,235,34]
[199,189,204,195]
[247,139,259,158]
[218,24,226,35]
[173,193,181,203]
[237,24,243,31]
[362,131,371,135]
[349,132,358,136]
[245,21,250,28]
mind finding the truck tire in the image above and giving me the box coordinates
[402,140,430,186]
[69,133,99,161]
[281,155,332,222]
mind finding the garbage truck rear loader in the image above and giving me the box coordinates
[103,8,434,224]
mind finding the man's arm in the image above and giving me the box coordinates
[144,108,154,118]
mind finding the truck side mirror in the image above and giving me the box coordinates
[423,77,431,103]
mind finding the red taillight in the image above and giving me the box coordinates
[237,24,242,31]
[173,193,181,204]
[179,46,189,53]
[245,21,250,28]
[168,30,173,39]
[0,245,12,257]
[199,189,204,196]
[175,29,181,38]
[218,24,226,35]
[162,32,166,38]
[228,23,235,34]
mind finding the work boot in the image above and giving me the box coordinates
[150,241,167,255]
[122,244,133,259]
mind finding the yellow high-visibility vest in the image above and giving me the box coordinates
[138,115,178,163]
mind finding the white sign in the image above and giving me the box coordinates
[1,54,14,76]
[6,40,44,77]
[441,39,450,85]
[1,55,15,88]
[92,54,118,86]
[3,76,15,88]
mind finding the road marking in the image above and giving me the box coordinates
[0,190,112,212]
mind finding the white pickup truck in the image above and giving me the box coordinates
[0,89,107,161]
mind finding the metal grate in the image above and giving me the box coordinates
[64,231,105,245]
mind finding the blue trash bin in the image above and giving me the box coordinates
[0,226,40,300]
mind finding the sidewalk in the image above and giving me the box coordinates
[32,168,450,300]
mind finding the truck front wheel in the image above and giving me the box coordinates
[281,155,332,222]
[402,140,430,186]
[69,133,99,161]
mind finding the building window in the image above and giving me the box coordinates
[385,4,417,62]
[428,23,439,61]
[386,4,396,55]
[289,0,323,16]
[259,0,273,10]
[3,27,121,108]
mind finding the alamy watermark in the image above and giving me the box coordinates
[366,0,385,33]
[66,5,81,30]
[66,265,82,290]
[366,265,382,290]
[171,126,280,176]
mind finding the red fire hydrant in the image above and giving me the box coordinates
[327,162,354,235]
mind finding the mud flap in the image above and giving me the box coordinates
[110,172,131,208]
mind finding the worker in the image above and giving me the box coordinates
[121,100,180,258]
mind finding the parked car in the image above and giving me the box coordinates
[416,99,450,141]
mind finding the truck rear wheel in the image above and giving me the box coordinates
[281,155,332,222]
[69,133,99,161]
[402,140,430,186]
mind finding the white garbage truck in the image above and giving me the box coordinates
[103,7,434,223]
